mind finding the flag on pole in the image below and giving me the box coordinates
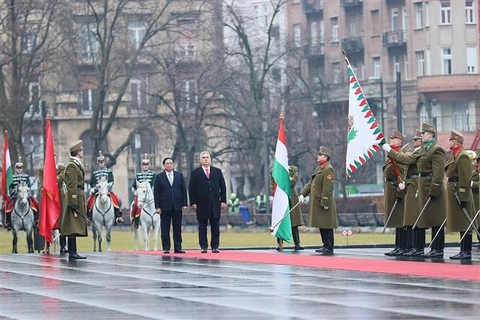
[2,131,13,201]
[344,53,386,179]
[270,114,293,242]
[39,117,61,243]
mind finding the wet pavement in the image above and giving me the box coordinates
[1,248,479,320]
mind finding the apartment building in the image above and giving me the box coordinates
[286,0,480,183]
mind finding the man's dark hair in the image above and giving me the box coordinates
[162,157,174,165]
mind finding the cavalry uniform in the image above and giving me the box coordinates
[4,161,39,230]
[445,130,475,260]
[388,123,447,258]
[383,130,407,256]
[131,158,156,228]
[301,146,337,254]
[87,154,121,222]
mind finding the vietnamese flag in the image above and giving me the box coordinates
[39,117,61,243]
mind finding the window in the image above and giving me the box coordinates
[373,57,381,78]
[426,48,431,75]
[179,79,197,112]
[419,104,429,125]
[467,47,477,73]
[179,44,196,60]
[130,78,149,110]
[404,54,408,80]
[416,51,425,77]
[21,33,36,53]
[23,133,43,168]
[331,17,338,42]
[425,2,430,26]
[371,10,380,35]
[441,48,452,75]
[79,23,99,62]
[391,9,399,31]
[81,88,98,114]
[319,20,325,43]
[393,55,400,76]
[311,22,318,45]
[440,1,451,25]
[349,22,356,37]
[465,0,475,24]
[293,24,301,47]
[453,102,468,131]
[415,2,423,28]
[128,21,146,50]
[27,82,40,115]
[332,63,341,83]
[254,4,268,27]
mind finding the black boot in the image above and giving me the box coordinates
[450,232,472,260]
[5,212,11,231]
[68,237,86,261]
[292,227,304,250]
[59,236,68,254]
[133,216,140,228]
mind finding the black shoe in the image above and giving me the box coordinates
[421,250,444,259]
[384,248,399,256]
[473,242,480,248]
[174,250,185,254]
[392,248,408,256]
[449,251,472,260]
[60,247,68,254]
[294,244,305,250]
[5,223,11,231]
[315,247,333,254]
[275,246,282,251]
[212,249,220,253]
[163,250,170,254]
[403,249,424,257]
[201,249,207,253]
[68,253,87,261]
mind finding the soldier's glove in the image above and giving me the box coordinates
[321,205,329,210]
[460,201,468,209]
[70,205,78,211]
[382,144,392,153]
[398,181,405,191]
[90,189,95,195]
[299,195,305,203]
[133,190,138,196]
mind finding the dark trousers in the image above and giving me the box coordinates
[460,231,473,253]
[319,228,334,250]
[160,210,183,251]
[430,225,445,251]
[413,228,426,250]
[394,228,409,249]
[198,217,220,250]
[60,236,67,248]
[292,226,301,245]
[67,237,78,254]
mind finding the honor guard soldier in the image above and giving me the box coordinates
[87,151,122,223]
[4,158,39,230]
[445,130,475,260]
[471,150,480,247]
[130,154,156,228]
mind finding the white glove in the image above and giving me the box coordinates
[399,181,405,190]
[471,181,474,187]
[90,189,95,195]
[322,205,329,210]
[299,195,305,203]
[133,190,138,196]
[382,144,392,153]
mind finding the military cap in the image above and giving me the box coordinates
[69,140,83,153]
[318,146,331,158]
[97,150,105,162]
[413,129,422,139]
[15,157,23,168]
[141,153,149,165]
[390,129,404,142]
[449,129,464,143]
[421,123,436,134]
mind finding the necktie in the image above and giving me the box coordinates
[205,168,210,179]
[168,173,173,186]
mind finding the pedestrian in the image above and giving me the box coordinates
[445,130,475,260]
[188,151,227,253]
[299,146,337,255]
[255,191,267,213]
[384,123,447,259]
[61,140,88,261]
[227,192,240,214]
[382,129,407,256]
[154,157,188,254]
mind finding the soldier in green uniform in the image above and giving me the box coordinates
[289,165,304,250]
[382,130,407,256]
[403,130,425,257]
[471,151,480,247]
[384,123,447,259]
[130,154,156,228]
[87,151,122,222]
[61,140,88,261]
[445,130,475,260]
[300,146,337,255]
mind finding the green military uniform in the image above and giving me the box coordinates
[9,172,31,194]
[90,167,114,190]
[289,166,304,250]
[474,151,480,245]
[132,170,156,190]
[388,123,447,258]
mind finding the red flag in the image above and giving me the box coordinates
[39,118,61,243]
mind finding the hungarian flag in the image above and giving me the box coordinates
[344,53,385,179]
[270,115,292,242]
[39,118,61,243]
[2,131,13,200]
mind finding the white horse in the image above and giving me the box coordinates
[132,181,160,251]
[92,178,115,252]
[11,182,35,253]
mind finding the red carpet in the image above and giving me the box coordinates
[119,250,480,281]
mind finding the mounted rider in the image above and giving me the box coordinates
[130,154,156,228]
[4,158,39,230]
[86,151,122,223]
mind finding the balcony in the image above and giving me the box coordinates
[303,0,323,14]
[304,43,325,59]
[341,0,363,8]
[342,37,364,55]
[383,30,407,48]
[417,74,480,93]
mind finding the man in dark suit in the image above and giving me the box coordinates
[154,157,188,254]
[189,151,227,253]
